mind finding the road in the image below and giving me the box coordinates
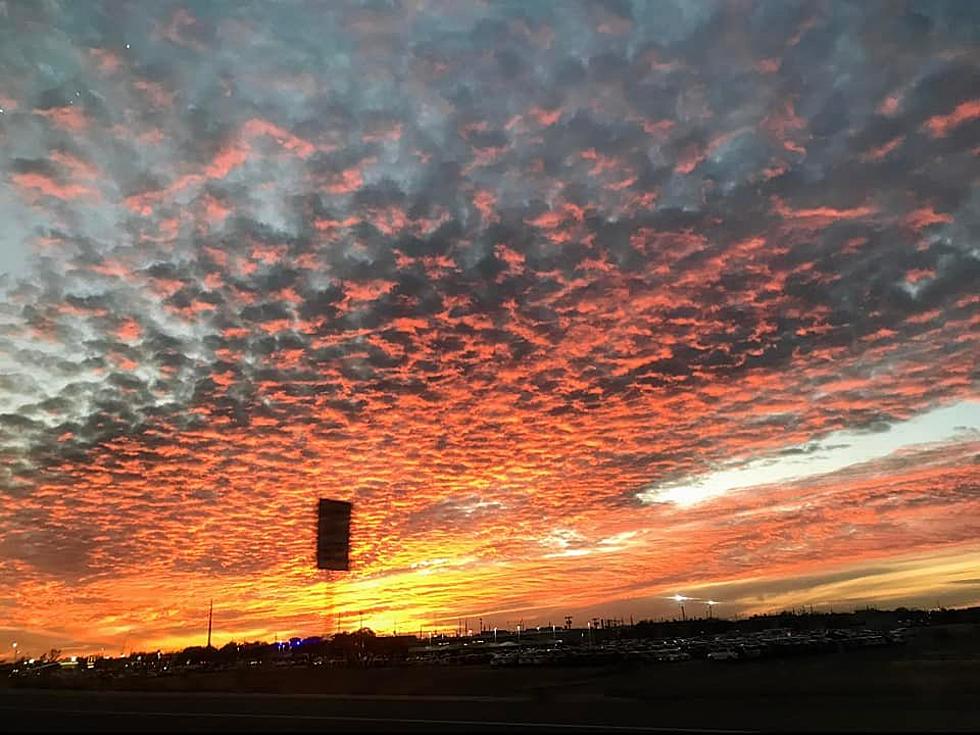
[3,688,754,732]
[5,685,980,732]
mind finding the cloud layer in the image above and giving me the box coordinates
[0,0,978,653]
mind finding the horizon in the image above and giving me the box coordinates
[1,1,979,660]
[9,601,976,661]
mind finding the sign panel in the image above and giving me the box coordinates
[316,499,352,571]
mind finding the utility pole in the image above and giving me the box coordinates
[207,599,213,649]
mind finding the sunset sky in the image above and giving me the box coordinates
[1,0,978,657]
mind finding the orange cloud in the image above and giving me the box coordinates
[923,99,980,138]
[11,172,96,201]
[34,105,87,131]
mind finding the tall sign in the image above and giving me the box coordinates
[316,499,352,571]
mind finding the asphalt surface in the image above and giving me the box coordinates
[3,688,752,732]
[4,686,980,732]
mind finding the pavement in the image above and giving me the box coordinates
[2,688,755,732]
[5,684,980,732]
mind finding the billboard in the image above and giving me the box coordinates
[316,498,352,571]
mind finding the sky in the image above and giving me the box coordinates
[0,0,978,657]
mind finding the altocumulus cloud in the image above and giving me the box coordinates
[0,0,977,653]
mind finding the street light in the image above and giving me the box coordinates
[668,594,691,621]
[706,600,719,619]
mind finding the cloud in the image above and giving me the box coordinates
[0,0,977,653]
[639,401,980,506]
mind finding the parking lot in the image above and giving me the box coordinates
[405,626,911,667]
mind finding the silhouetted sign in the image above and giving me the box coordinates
[316,499,351,570]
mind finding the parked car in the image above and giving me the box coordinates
[707,649,739,661]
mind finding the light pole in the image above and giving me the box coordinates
[669,594,691,621]
[11,642,17,663]
[706,600,718,619]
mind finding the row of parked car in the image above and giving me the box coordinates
[489,644,694,667]
[685,627,910,663]
[406,627,912,667]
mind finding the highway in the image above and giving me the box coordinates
[3,688,756,732]
[6,685,980,732]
